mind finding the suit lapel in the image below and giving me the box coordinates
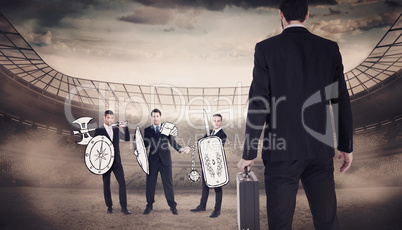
[215,129,222,136]
[211,129,223,136]
[150,125,155,137]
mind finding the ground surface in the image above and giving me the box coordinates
[0,186,401,230]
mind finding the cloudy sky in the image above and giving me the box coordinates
[0,0,400,87]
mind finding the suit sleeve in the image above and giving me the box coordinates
[330,43,353,153]
[169,135,182,153]
[243,42,271,160]
[119,126,130,141]
[94,128,99,137]
[220,132,227,147]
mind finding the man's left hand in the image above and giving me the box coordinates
[338,151,353,173]
[119,121,127,128]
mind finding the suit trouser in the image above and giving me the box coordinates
[200,175,223,211]
[146,158,177,208]
[102,161,127,208]
[264,157,339,230]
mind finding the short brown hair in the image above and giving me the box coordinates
[213,114,222,120]
[279,0,308,23]
[104,110,114,117]
[151,108,162,116]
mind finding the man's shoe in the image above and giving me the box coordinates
[121,207,131,215]
[107,207,113,214]
[209,210,220,218]
[170,207,179,215]
[143,206,153,215]
[190,205,206,212]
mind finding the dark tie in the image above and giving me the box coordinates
[211,130,215,136]
[156,126,160,137]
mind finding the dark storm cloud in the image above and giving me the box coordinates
[131,0,338,11]
[0,0,114,31]
[384,0,400,7]
[309,10,400,39]
[118,7,202,29]
[0,0,340,31]
[118,8,173,25]
[310,8,343,19]
[118,0,339,27]
[356,11,400,31]
[328,8,341,15]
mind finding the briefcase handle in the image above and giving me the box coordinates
[244,167,250,178]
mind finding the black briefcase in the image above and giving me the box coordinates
[237,170,260,230]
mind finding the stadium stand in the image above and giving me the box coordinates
[1,112,401,189]
[0,12,401,131]
[0,13,401,190]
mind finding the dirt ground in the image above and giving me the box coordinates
[0,186,401,230]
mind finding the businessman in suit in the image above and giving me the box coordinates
[237,0,354,229]
[143,108,190,215]
[190,114,227,218]
[94,110,131,215]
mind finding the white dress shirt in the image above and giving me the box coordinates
[211,128,221,136]
[104,124,113,140]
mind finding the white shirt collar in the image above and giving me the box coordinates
[284,23,306,30]
[212,128,221,134]
[152,123,160,129]
[104,123,112,129]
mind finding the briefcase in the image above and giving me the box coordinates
[237,170,260,230]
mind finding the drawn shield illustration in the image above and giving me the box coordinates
[84,135,115,175]
[198,136,229,188]
[197,109,229,188]
[134,127,149,175]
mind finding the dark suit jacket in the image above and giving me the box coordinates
[243,27,353,161]
[204,129,227,147]
[94,125,130,163]
[144,125,182,166]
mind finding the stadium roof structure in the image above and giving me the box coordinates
[345,13,402,99]
[0,12,401,111]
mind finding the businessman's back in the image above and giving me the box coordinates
[238,0,354,229]
[245,26,353,161]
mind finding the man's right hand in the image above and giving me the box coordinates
[237,158,255,173]
[179,146,190,154]
[338,151,353,173]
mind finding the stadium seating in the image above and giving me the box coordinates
[1,112,401,189]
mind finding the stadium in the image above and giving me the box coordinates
[0,10,401,230]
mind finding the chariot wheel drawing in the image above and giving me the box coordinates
[188,169,201,182]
